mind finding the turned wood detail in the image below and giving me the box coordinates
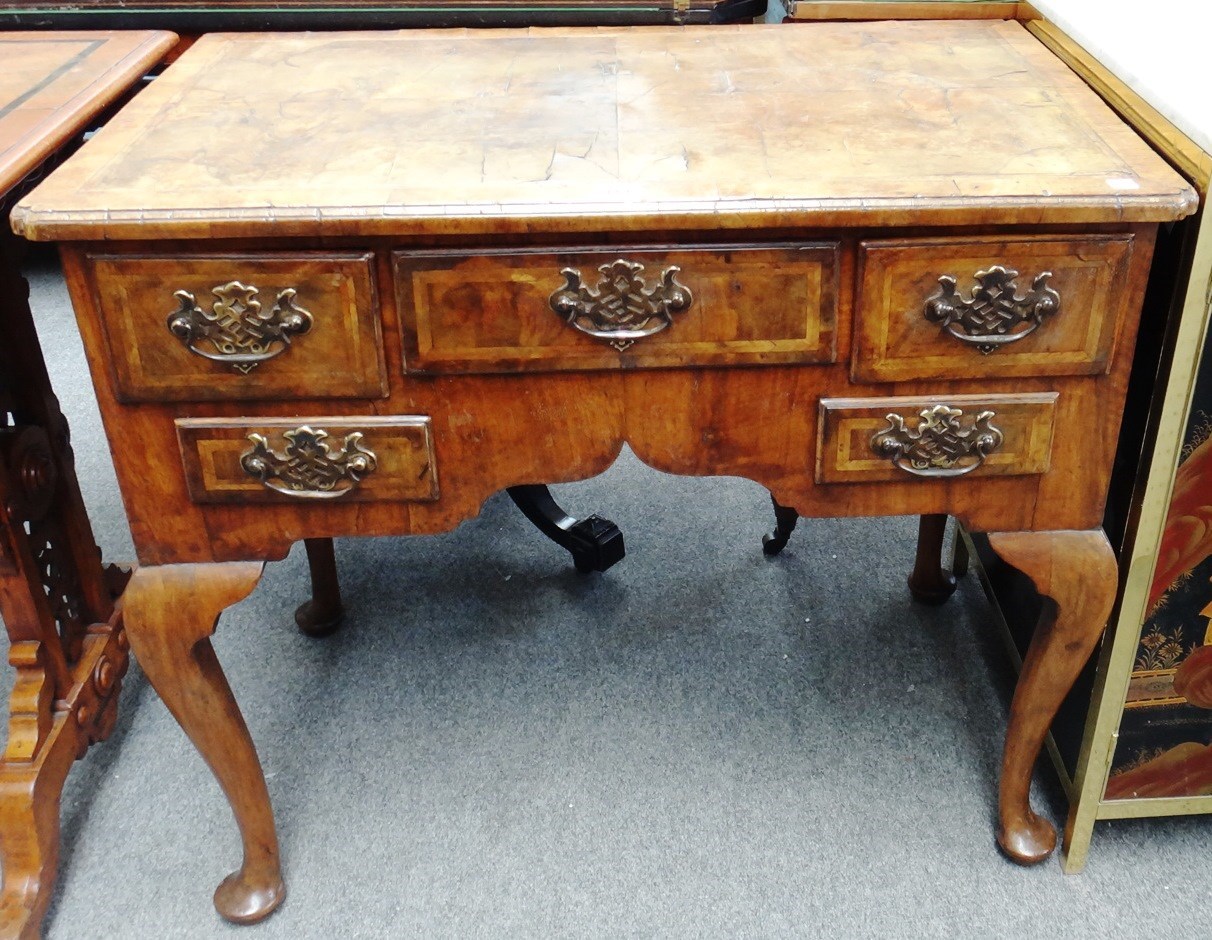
[121,562,285,925]
[296,538,343,638]
[763,507,956,612]
[293,486,626,637]
[0,611,129,939]
[907,513,958,605]
[0,234,114,692]
[985,529,1117,865]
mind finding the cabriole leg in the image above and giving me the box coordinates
[122,562,284,924]
[907,513,957,605]
[985,529,1117,865]
[295,538,343,638]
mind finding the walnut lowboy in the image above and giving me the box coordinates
[10,23,1197,929]
[66,226,1150,900]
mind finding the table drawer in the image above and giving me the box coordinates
[853,235,1135,383]
[816,393,1058,484]
[88,252,387,402]
[394,244,839,374]
[176,416,437,503]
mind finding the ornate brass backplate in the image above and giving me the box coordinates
[240,426,377,499]
[167,281,313,374]
[924,266,1060,354]
[870,404,1004,478]
[548,259,693,351]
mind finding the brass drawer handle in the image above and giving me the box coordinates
[924,266,1059,355]
[549,259,693,352]
[870,405,1003,478]
[240,426,377,499]
[167,280,313,374]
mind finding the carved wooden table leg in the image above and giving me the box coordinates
[907,514,958,605]
[761,495,800,557]
[0,748,65,940]
[985,529,1117,864]
[0,608,127,940]
[295,539,343,638]
[122,562,285,924]
[0,227,130,938]
[506,484,625,573]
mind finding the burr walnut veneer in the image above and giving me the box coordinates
[11,22,1196,925]
[0,29,176,939]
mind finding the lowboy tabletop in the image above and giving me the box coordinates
[10,20,1198,929]
[11,21,1195,239]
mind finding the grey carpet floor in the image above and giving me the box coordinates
[4,258,1209,938]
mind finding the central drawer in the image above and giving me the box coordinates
[393,244,840,375]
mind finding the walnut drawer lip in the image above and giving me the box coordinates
[853,234,1137,384]
[176,416,437,504]
[395,242,840,375]
[87,251,387,403]
[816,392,1058,485]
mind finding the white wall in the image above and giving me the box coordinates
[1021,0,1209,148]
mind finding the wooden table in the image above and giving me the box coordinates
[0,29,176,939]
[11,21,1195,925]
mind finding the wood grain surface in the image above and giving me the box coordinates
[11,21,1196,241]
[16,16,1188,903]
[395,243,839,374]
[787,2,1023,19]
[54,221,1158,567]
[816,392,1057,483]
[86,250,387,402]
[176,416,437,503]
[853,233,1136,383]
[0,30,176,195]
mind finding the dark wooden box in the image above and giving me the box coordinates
[0,0,766,30]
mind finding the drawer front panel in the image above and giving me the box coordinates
[89,252,387,402]
[394,244,839,374]
[176,416,437,503]
[817,393,1057,484]
[853,235,1135,383]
